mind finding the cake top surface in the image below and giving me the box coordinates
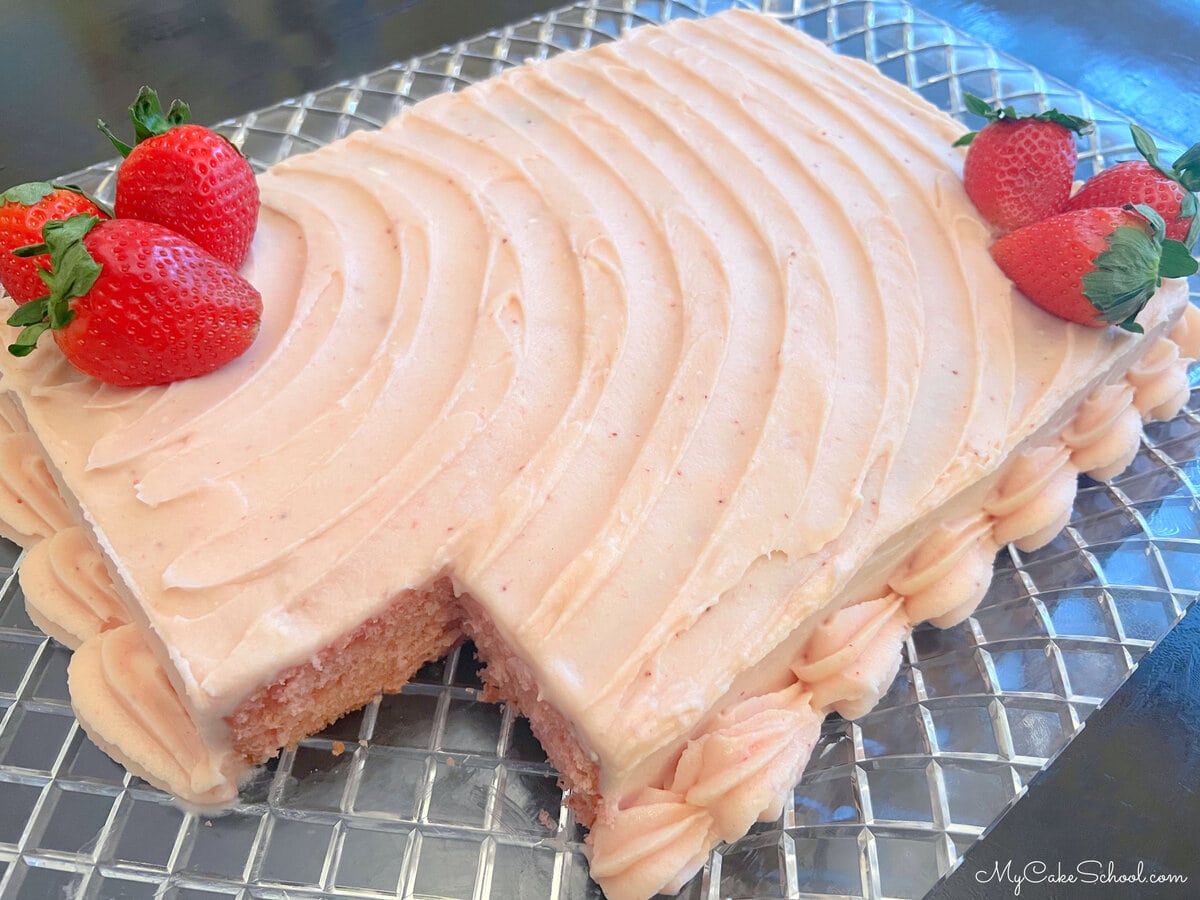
[0,9,1187,790]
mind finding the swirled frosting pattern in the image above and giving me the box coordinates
[670,682,822,841]
[20,526,129,648]
[69,624,239,807]
[0,429,73,546]
[588,787,714,900]
[0,11,1197,900]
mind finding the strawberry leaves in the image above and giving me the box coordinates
[1080,204,1197,334]
[955,93,1092,147]
[99,86,191,158]
[5,216,262,384]
[1131,125,1200,191]
[1128,124,1200,250]
[1,183,56,206]
[1160,237,1199,278]
[1,182,113,219]
[6,214,101,356]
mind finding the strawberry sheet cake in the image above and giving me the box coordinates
[0,10,1198,899]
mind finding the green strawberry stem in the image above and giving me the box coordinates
[5,214,101,357]
[1129,124,1200,250]
[1081,204,1198,334]
[0,181,113,219]
[1,183,55,206]
[98,85,191,158]
[954,93,1093,147]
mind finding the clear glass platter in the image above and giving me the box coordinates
[1,1,1198,898]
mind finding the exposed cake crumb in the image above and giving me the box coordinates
[226,580,462,763]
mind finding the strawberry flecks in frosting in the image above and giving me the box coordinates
[795,597,912,718]
[986,444,1074,548]
[818,617,911,720]
[890,515,995,623]
[70,624,239,808]
[0,10,1197,900]
[792,597,904,685]
[20,526,129,648]
[670,683,821,841]
[985,444,1070,520]
[588,787,714,900]
[0,430,74,546]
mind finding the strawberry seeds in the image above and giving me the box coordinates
[956,94,1198,331]
[0,86,262,387]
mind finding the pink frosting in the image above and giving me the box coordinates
[69,625,239,807]
[793,596,911,716]
[891,516,996,627]
[20,526,130,649]
[588,787,714,900]
[588,304,1200,896]
[1170,302,1200,359]
[671,683,821,841]
[1128,337,1190,420]
[590,608,908,897]
[1065,384,1144,480]
[987,445,1076,550]
[0,431,73,546]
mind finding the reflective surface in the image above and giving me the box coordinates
[917,0,1200,148]
[0,1,1198,898]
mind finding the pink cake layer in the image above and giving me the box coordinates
[3,293,1199,894]
[227,579,461,763]
[0,10,1198,900]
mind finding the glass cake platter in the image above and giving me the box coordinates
[1,1,1198,898]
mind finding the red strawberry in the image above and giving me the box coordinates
[990,205,1197,332]
[0,183,110,304]
[100,86,258,268]
[6,215,262,386]
[955,94,1092,232]
[1065,125,1199,248]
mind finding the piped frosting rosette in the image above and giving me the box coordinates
[71,624,240,807]
[21,526,130,648]
[590,683,825,900]
[793,594,911,719]
[587,305,1200,900]
[0,431,74,546]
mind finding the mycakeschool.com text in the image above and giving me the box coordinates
[974,859,1189,895]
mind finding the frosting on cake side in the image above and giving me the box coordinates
[0,10,1197,900]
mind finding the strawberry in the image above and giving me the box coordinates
[6,215,262,386]
[990,204,1197,332]
[99,86,258,268]
[1065,125,1200,249]
[955,93,1092,232]
[0,183,110,304]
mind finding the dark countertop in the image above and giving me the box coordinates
[1,1,1197,898]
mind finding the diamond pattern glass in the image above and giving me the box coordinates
[0,1,1197,898]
